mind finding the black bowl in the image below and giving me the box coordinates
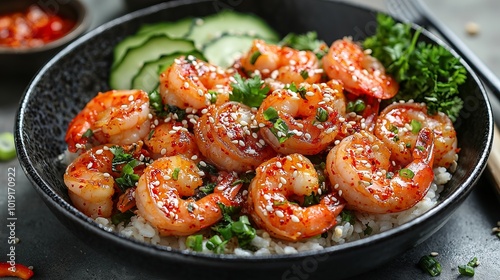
[15,0,493,279]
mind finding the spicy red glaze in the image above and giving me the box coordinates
[0,5,75,48]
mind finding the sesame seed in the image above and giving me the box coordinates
[266,205,273,212]
[276,161,282,168]
[160,148,167,155]
[103,173,110,177]
[291,215,300,223]
[275,210,284,218]
[430,252,439,257]
[87,162,93,169]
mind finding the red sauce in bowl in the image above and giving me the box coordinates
[0,5,75,48]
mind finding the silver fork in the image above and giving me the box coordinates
[386,0,500,196]
[386,0,500,98]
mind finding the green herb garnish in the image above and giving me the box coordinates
[206,235,227,254]
[346,99,366,113]
[363,14,466,121]
[399,168,415,179]
[410,120,422,134]
[285,83,307,99]
[229,73,269,107]
[185,234,203,252]
[340,210,356,224]
[82,129,94,139]
[458,257,479,277]
[303,193,320,207]
[316,107,328,122]
[115,159,140,191]
[280,31,328,59]
[0,132,16,161]
[300,69,309,80]
[263,107,292,143]
[250,51,261,65]
[208,90,218,104]
[148,89,166,116]
[172,167,180,180]
[363,225,373,235]
[211,203,256,250]
[418,255,442,277]
[111,210,135,226]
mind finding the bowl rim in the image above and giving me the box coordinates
[15,0,493,264]
[0,0,91,54]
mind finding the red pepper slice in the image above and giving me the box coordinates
[0,262,34,280]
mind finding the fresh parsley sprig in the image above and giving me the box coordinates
[363,14,467,121]
[229,73,270,108]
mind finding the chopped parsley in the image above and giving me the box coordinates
[363,14,466,121]
[232,171,256,186]
[229,73,269,107]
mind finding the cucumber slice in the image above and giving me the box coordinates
[131,50,205,93]
[137,18,193,35]
[112,18,193,68]
[187,10,279,49]
[110,35,196,90]
[0,132,16,161]
[203,35,257,68]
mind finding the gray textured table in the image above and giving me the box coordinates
[1,0,499,279]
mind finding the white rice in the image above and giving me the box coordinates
[94,167,450,255]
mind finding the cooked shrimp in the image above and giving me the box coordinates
[240,39,322,85]
[65,89,151,153]
[144,121,201,160]
[63,143,144,218]
[256,81,346,155]
[135,155,243,236]
[194,101,276,173]
[159,55,231,110]
[374,102,458,169]
[322,38,399,99]
[326,128,435,214]
[247,153,345,241]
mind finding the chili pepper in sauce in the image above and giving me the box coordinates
[0,5,75,48]
[0,262,34,279]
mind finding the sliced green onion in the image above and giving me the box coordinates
[206,235,226,254]
[208,90,218,104]
[82,129,94,139]
[458,265,475,277]
[467,257,479,267]
[272,118,291,143]
[250,51,261,65]
[300,69,309,80]
[111,210,134,226]
[389,124,399,134]
[399,168,415,179]
[416,145,425,151]
[347,99,366,113]
[386,172,394,179]
[263,107,279,121]
[147,129,155,140]
[186,234,203,252]
[172,167,180,180]
[410,119,422,134]
[418,255,442,277]
[315,107,328,122]
[0,132,16,161]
